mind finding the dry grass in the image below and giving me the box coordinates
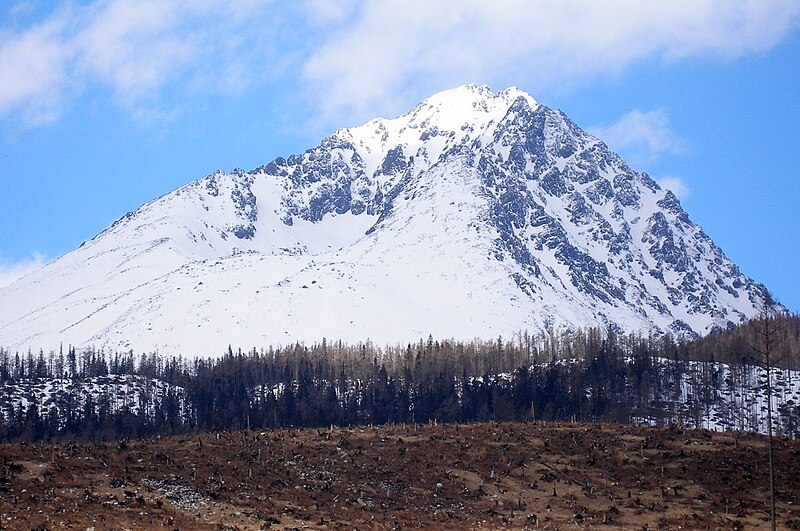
[2,422,799,529]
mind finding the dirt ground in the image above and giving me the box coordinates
[1,422,799,530]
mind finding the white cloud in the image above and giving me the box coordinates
[589,109,686,165]
[0,15,72,125]
[657,176,690,199]
[0,252,46,289]
[2,1,800,129]
[302,0,800,124]
[302,0,358,26]
[75,2,201,103]
[8,2,37,20]
[0,0,279,125]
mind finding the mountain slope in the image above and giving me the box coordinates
[0,85,768,355]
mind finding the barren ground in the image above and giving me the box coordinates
[1,422,799,529]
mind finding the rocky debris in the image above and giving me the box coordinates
[141,476,210,511]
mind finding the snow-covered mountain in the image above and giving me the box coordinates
[0,85,768,356]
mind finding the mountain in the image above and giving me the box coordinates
[0,85,769,356]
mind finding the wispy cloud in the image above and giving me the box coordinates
[0,252,46,289]
[0,13,72,125]
[589,109,686,165]
[591,110,690,198]
[0,1,280,126]
[302,0,359,26]
[302,0,800,124]
[2,1,800,129]
[657,176,690,199]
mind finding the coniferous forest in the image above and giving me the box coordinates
[1,314,799,443]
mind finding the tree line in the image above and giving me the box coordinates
[1,315,799,442]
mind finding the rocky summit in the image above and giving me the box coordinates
[0,85,768,356]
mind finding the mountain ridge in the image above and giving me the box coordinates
[0,85,769,355]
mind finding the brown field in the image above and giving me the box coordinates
[1,422,799,530]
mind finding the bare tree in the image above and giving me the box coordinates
[749,290,782,531]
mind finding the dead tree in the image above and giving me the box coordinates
[749,290,782,531]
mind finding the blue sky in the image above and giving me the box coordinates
[1,1,799,313]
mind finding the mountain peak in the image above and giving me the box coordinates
[431,83,537,104]
[336,85,540,180]
[412,84,538,126]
